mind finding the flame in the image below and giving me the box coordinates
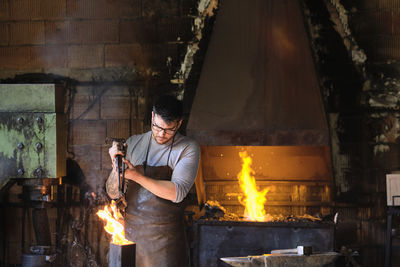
[237,151,269,221]
[96,200,133,245]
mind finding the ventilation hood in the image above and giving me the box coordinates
[187,0,329,146]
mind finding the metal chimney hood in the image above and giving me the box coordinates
[187,0,329,146]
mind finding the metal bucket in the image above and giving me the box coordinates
[22,246,56,267]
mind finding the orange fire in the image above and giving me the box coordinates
[237,151,269,221]
[96,200,133,245]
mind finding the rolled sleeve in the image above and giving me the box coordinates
[171,140,200,203]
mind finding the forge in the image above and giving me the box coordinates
[190,146,335,267]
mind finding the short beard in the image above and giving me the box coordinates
[151,131,173,145]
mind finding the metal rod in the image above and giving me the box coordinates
[116,157,121,191]
[121,161,125,193]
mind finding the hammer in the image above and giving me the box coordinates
[270,246,313,256]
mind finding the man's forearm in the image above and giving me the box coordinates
[127,172,176,202]
[105,170,122,199]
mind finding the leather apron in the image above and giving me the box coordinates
[124,134,189,267]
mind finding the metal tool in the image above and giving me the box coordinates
[106,138,127,211]
[271,246,313,256]
[106,138,126,190]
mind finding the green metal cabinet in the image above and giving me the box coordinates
[0,84,66,189]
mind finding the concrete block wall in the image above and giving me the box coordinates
[0,0,192,75]
[67,85,148,193]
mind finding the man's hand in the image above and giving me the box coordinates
[109,141,126,170]
[122,158,144,182]
[109,141,125,158]
[121,158,176,202]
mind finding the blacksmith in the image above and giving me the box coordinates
[106,95,200,267]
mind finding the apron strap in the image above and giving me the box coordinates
[143,132,176,176]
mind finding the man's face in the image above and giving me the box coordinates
[151,112,182,144]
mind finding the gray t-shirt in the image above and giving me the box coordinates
[125,131,200,203]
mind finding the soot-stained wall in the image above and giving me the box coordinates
[304,0,400,265]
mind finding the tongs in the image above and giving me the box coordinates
[115,154,126,194]
[106,137,127,212]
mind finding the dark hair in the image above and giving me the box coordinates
[152,95,183,123]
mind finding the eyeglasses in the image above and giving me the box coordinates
[151,122,178,135]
